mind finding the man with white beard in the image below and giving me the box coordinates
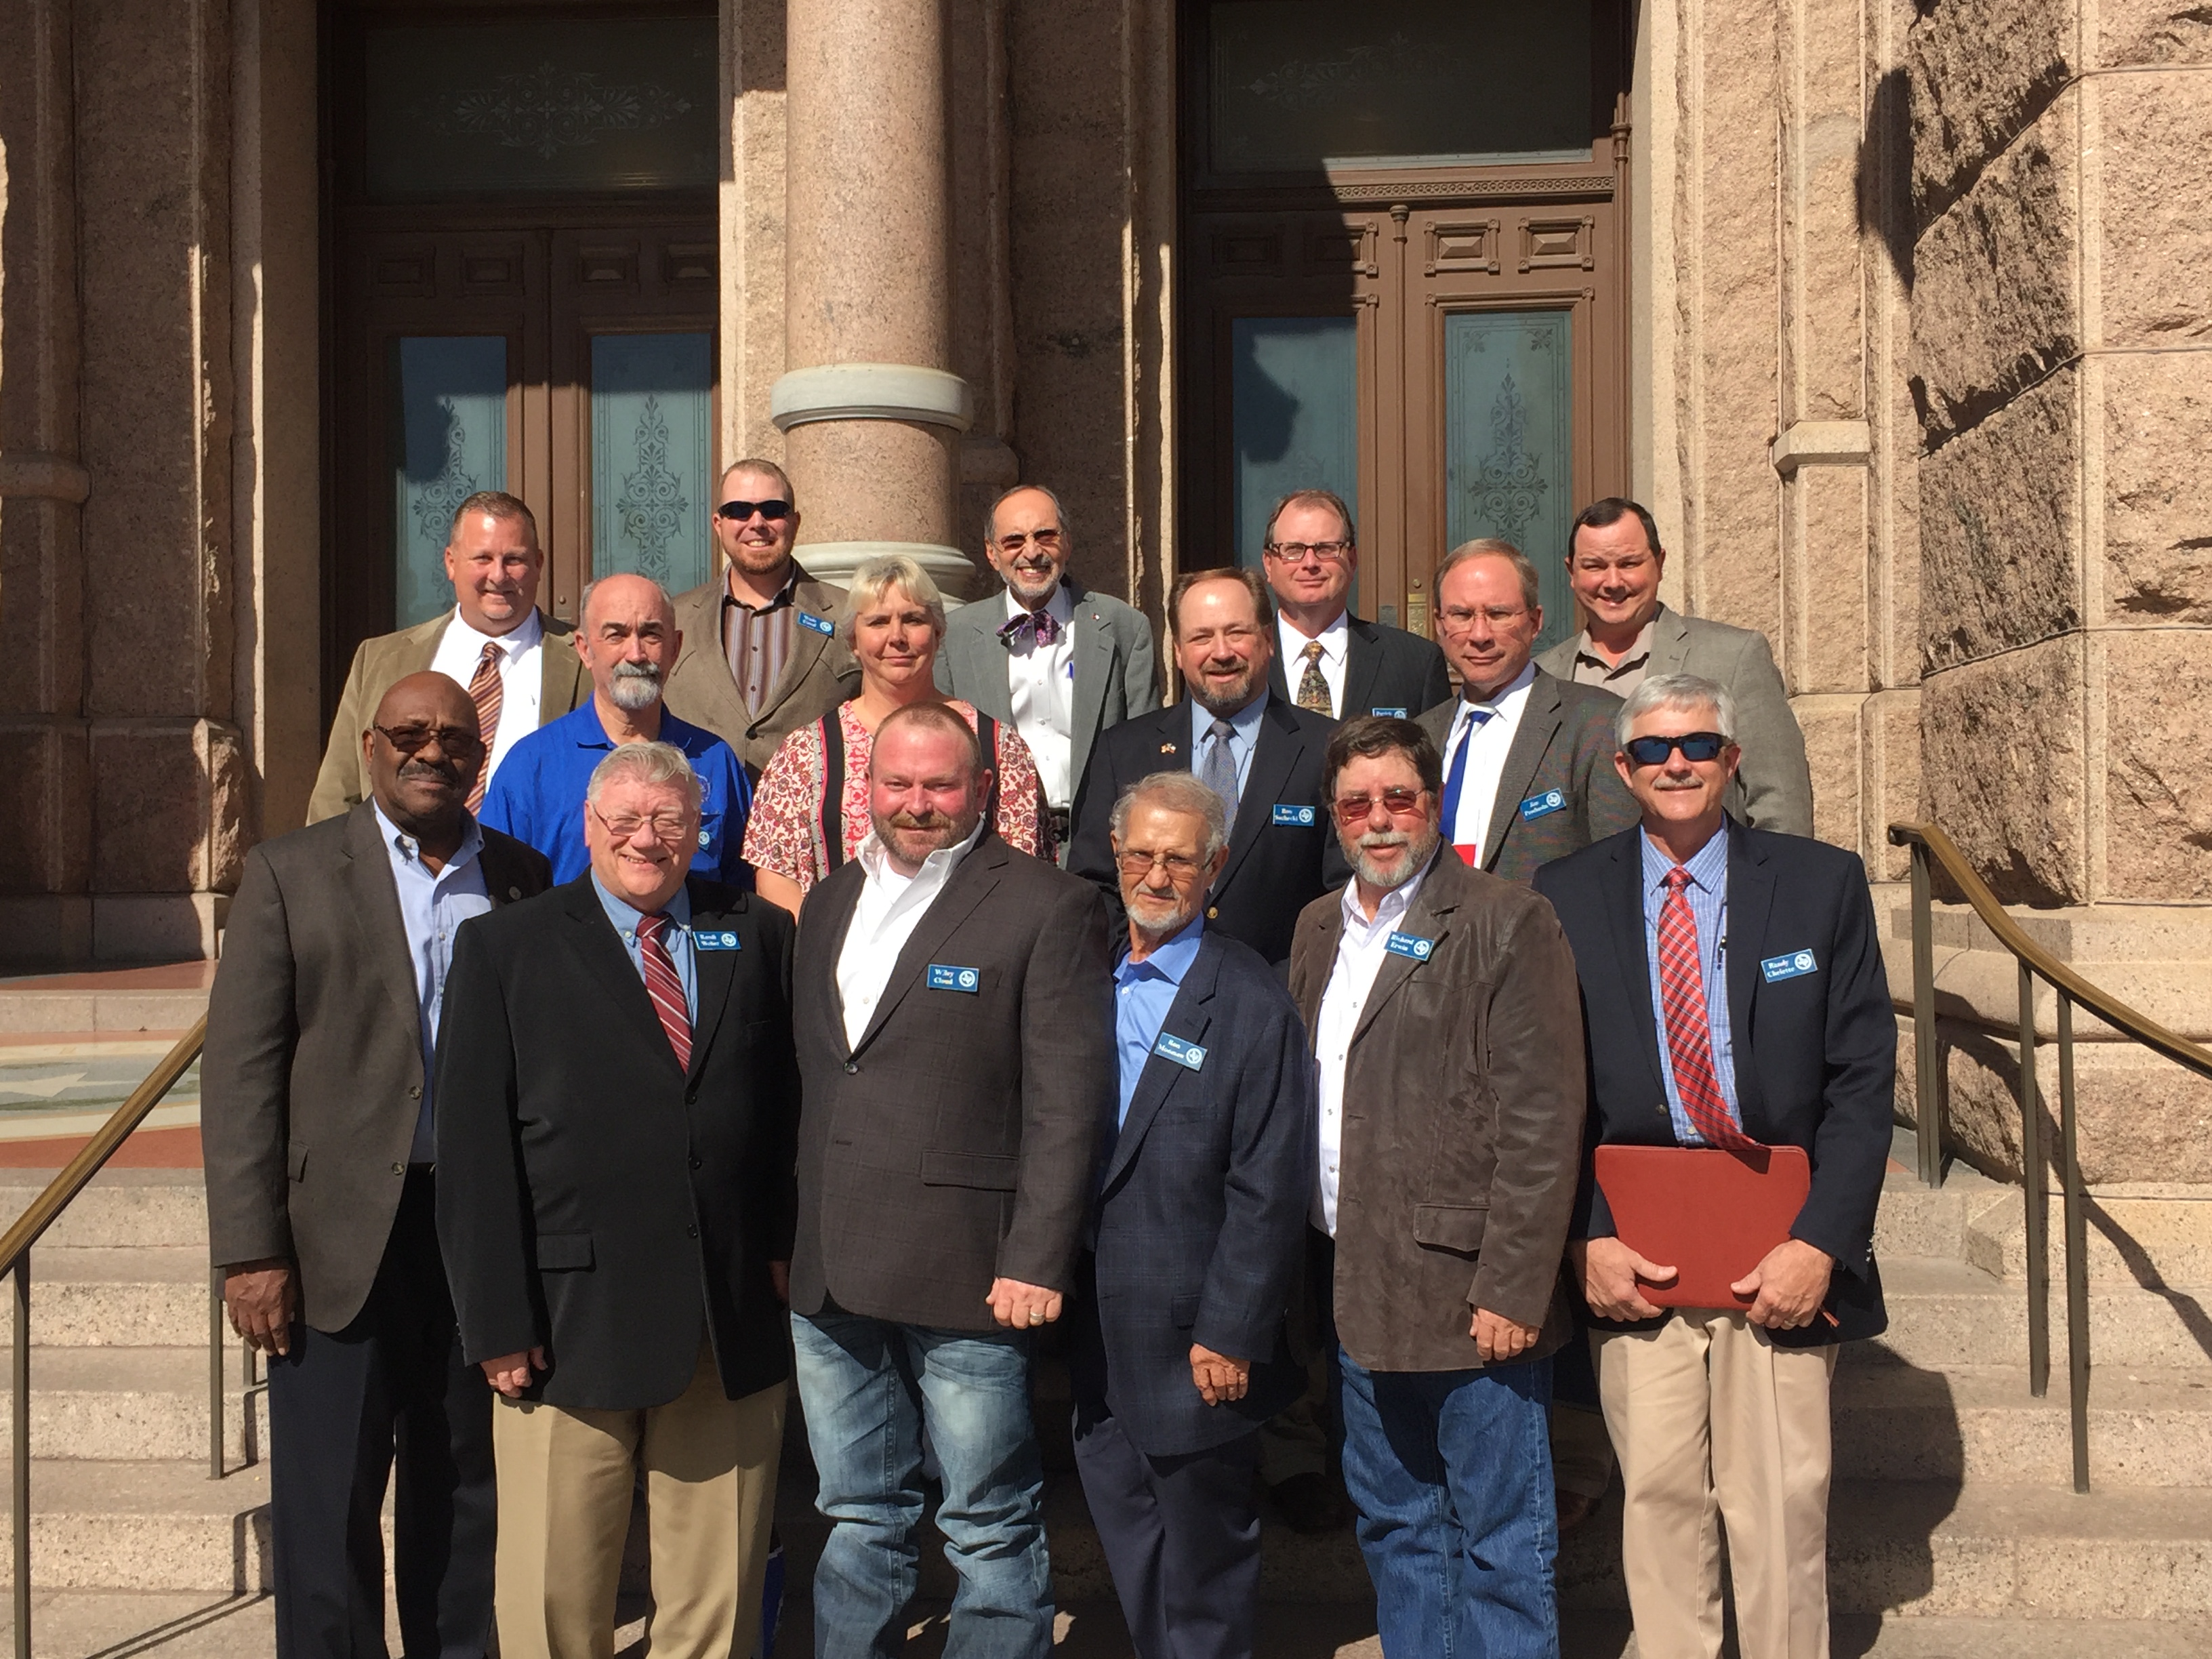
[483,572,755,886]
[1286,716,1587,1659]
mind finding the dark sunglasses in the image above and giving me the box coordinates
[715,498,792,523]
[373,723,485,757]
[1622,731,1731,766]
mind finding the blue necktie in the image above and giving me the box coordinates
[1439,705,1494,843]
[1200,719,1240,819]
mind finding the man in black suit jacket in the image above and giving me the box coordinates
[1531,673,1895,1659]
[434,741,800,1659]
[205,673,550,1659]
[1261,489,1452,721]
[790,703,1113,1659]
[1072,771,1313,1659]
[1071,567,1345,967]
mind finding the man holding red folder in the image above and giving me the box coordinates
[1532,673,1896,1659]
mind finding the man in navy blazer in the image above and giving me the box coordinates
[1072,769,1313,1659]
[1530,673,1895,1659]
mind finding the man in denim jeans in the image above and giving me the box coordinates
[785,703,1114,1657]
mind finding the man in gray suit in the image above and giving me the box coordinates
[936,483,1159,849]
[1417,538,1639,885]
[1536,497,1814,836]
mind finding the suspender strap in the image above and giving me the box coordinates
[819,709,846,874]
[977,712,1002,829]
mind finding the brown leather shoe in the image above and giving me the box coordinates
[1555,1486,1601,1537]
[1268,1471,1348,1534]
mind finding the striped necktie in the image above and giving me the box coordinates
[464,642,503,813]
[1656,867,1755,1149]
[634,913,693,1072]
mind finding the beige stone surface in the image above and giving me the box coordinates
[720,0,792,470]
[1906,0,2075,222]
[1917,364,2081,671]
[0,716,91,895]
[1920,636,2087,903]
[2092,68,2212,350]
[2101,352,2212,626]
[1862,689,1924,880]
[2101,631,2212,901]
[1795,691,1868,855]
[1778,0,1869,424]
[2096,0,2212,67]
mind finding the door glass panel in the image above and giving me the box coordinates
[590,333,714,595]
[1443,310,1574,651]
[1209,1,1593,173]
[1231,316,1357,568]
[392,336,508,627]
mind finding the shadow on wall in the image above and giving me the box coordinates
[1856,66,1914,295]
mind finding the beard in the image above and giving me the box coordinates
[1189,655,1264,718]
[609,659,664,711]
[1345,824,1440,892]
[1126,887,1195,941]
[872,804,981,863]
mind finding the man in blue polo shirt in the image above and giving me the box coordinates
[483,572,754,886]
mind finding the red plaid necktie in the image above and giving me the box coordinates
[464,642,504,813]
[635,913,693,1071]
[1656,867,1757,1149]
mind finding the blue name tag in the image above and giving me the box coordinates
[1386,931,1435,961]
[797,611,836,636]
[695,930,742,951]
[1761,949,1819,983]
[927,964,983,993]
[1518,789,1568,822]
[1272,803,1318,827]
[1153,1033,1207,1071]
[1370,705,1408,718]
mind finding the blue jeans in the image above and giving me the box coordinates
[1337,1349,1559,1659]
[790,1311,1052,1659]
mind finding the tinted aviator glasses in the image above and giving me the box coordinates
[1332,787,1428,825]
[1622,731,1731,766]
[715,498,792,522]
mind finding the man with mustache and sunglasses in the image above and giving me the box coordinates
[665,457,861,777]
[205,672,552,1659]
[1532,675,1895,1659]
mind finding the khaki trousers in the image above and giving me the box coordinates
[493,1344,785,1659]
[1593,1314,1838,1659]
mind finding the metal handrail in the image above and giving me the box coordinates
[3,1014,210,1659]
[1887,821,2212,1497]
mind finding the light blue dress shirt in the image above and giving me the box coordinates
[1640,827,1742,1145]
[372,804,491,1164]
[1111,917,1204,1129]
[1188,694,1267,796]
[591,874,700,1025]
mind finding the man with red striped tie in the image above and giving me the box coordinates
[1532,674,1896,1659]
[433,741,800,1659]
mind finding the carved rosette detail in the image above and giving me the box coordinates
[614,396,687,584]
[1465,374,1548,540]
[410,401,480,542]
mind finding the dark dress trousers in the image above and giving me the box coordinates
[433,875,802,1408]
[1267,613,1453,720]
[1531,821,1897,1344]
[202,803,550,1659]
[1069,695,1347,967]
[790,832,1115,1329]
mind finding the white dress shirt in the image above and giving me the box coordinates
[1278,611,1349,718]
[836,817,987,1050]
[1312,860,1434,1236]
[1003,584,1078,809]
[1439,661,1537,859]
[429,607,544,792]
[372,803,492,1163]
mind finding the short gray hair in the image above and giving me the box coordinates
[577,573,674,631]
[1435,537,1542,613]
[839,554,947,646]
[1109,771,1229,864]
[586,741,703,806]
[1614,673,1738,749]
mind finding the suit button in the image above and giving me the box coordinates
[844,1061,858,1074]
[690,1156,703,1170]
[685,1090,698,1104]
[390,1163,405,1176]
[1206,906,1218,919]
[687,1225,699,1239]
[407,1085,422,1100]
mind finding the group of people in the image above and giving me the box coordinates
[202,463,1893,1659]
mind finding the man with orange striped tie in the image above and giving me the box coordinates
[434,741,801,1659]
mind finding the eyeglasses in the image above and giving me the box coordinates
[589,803,696,843]
[373,723,484,757]
[1437,605,1531,632]
[994,527,1063,554]
[1263,541,1352,564]
[1332,787,1428,825]
[1114,849,1204,880]
[1622,731,1732,766]
[716,498,792,523]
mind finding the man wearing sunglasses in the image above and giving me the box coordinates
[1532,674,1895,1659]
[1259,489,1451,724]
[666,457,861,776]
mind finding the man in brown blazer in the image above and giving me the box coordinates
[1288,715,1585,1659]
[308,492,590,823]
[204,672,552,1659]
[665,457,861,775]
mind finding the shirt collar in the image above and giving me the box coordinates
[575,701,690,751]
[1574,617,1656,670]
[590,870,694,937]
[371,801,485,880]
[446,607,543,657]
[1280,610,1349,664]
[855,813,987,888]
[1339,856,1433,934]
[1004,581,1076,627]
[1191,691,1269,749]
[1456,661,1537,729]
[1640,821,1730,894]
[724,562,800,613]
[1117,916,1205,983]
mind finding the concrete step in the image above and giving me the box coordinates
[0,1591,274,1659]
[0,1171,208,1250]
[1867,1256,2212,1370]
[1965,1193,2212,1290]
[5,1347,266,1463]
[12,1246,211,1349]
[0,1459,269,1593]
[0,964,212,1037]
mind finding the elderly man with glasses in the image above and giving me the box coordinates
[1258,489,1451,723]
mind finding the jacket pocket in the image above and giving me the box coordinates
[286,1141,308,1183]
[1412,1203,1488,1256]
[535,1232,594,1271]
[918,1149,1021,1191]
[1170,1293,1201,1330]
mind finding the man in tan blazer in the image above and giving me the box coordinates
[665,457,861,775]
[308,492,589,823]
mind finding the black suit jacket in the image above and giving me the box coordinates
[791,834,1114,1332]
[1268,614,1453,720]
[1073,929,1313,1458]
[203,805,551,1332]
[433,875,801,1409]
[1069,695,1348,966]
[1531,821,1897,1345]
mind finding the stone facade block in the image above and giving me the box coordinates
[1918,364,2081,671]
[1907,0,2075,223]
[1795,693,1867,855]
[2102,631,2212,901]
[2096,0,2212,66]
[1862,689,1923,882]
[2102,352,2212,626]
[0,716,91,895]
[2094,68,2212,350]
[88,719,249,895]
[1790,464,1871,694]
[1921,636,2086,904]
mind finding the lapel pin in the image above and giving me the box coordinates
[1160,743,1176,754]
[508,887,522,900]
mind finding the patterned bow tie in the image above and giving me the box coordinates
[999,609,1061,649]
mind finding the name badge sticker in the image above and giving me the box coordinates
[1370,705,1408,718]
[796,610,837,637]
[1385,932,1435,962]
[1272,803,1319,827]
[695,930,742,951]
[1761,949,1819,983]
[1518,789,1568,823]
[927,964,983,994]
[1153,1033,1208,1071]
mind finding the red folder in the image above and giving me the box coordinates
[1593,1144,1811,1311]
